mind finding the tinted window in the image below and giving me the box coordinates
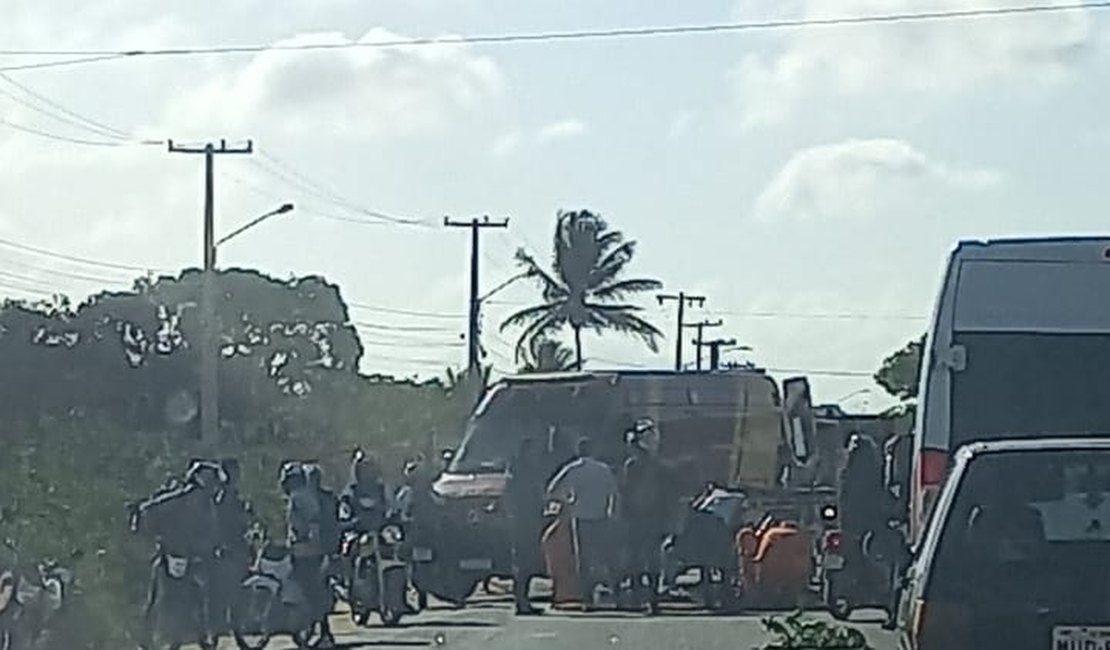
[950,333,1110,448]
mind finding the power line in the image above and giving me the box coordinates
[0,72,130,140]
[0,235,162,273]
[0,117,124,147]
[347,302,464,320]
[0,2,1106,70]
[250,154,430,227]
[354,320,462,333]
[0,54,129,73]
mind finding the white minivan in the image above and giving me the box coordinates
[911,237,1110,542]
[899,438,1110,650]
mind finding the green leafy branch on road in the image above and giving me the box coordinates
[759,612,874,650]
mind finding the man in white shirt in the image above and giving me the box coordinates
[547,437,618,610]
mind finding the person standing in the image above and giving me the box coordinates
[618,420,671,613]
[547,437,618,611]
[505,437,547,615]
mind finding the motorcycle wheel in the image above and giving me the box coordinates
[351,607,372,626]
[823,575,852,621]
[0,628,12,650]
[379,567,407,628]
[231,588,275,650]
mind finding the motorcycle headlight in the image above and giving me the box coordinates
[821,505,838,521]
[381,525,404,545]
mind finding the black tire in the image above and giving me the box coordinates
[290,629,314,649]
[428,575,478,607]
[824,572,852,621]
[351,607,372,627]
[232,588,275,650]
[379,567,407,628]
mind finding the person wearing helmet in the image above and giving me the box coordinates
[286,461,338,648]
[618,419,672,614]
[341,449,387,534]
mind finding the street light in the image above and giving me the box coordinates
[200,202,294,446]
[215,202,295,253]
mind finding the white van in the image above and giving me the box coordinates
[911,237,1110,541]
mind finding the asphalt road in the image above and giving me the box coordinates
[246,593,898,650]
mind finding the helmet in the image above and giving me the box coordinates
[279,461,304,493]
[303,463,322,489]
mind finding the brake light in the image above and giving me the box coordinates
[919,450,948,487]
[823,530,842,552]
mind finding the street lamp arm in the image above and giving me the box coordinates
[216,203,294,248]
[479,271,531,303]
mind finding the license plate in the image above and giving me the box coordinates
[413,547,433,562]
[823,554,844,570]
[1053,625,1110,649]
[458,558,492,570]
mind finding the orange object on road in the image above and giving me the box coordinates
[542,515,581,607]
[737,521,813,608]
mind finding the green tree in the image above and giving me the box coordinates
[875,335,925,401]
[501,210,663,369]
[520,336,576,373]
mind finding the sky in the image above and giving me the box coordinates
[1,0,1108,412]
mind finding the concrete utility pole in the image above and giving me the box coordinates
[444,215,510,372]
[705,338,739,371]
[168,139,253,446]
[657,292,705,372]
[687,319,723,371]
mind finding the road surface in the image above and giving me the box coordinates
[249,593,898,650]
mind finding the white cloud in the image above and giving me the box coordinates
[668,110,697,139]
[165,28,504,139]
[733,0,1094,127]
[754,138,1000,221]
[490,131,522,158]
[535,119,587,143]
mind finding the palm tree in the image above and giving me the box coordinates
[501,210,663,369]
[520,336,576,373]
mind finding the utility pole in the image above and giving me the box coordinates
[657,292,705,372]
[444,215,510,372]
[687,319,723,371]
[705,338,738,371]
[169,138,253,446]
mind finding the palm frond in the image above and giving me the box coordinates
[513,248,568,299]
[513,311,563,363]
[597,229,624,252]
[585,302,664,352]
[500,302,560,332]
[554,211,607,292]
[591,277,664,302]
[590,240,637,286]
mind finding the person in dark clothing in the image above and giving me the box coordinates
[283,461,336,649]
[211,458,250,634]
[134,460,224,642]
[618,420,671,613]
[505,437,547,615]
[837,433,887,608]
[341,449,387,534]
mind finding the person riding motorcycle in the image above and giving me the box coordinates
[283,461,337,649]
[212,458,251,635]
[134,459,225,642]
[340,450,387,535]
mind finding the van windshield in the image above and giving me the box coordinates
[447,383,605,474]
[950,332,1110,448]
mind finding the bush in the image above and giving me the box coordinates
[760,612,873,650]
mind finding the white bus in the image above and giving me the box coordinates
[911,236,1110,541]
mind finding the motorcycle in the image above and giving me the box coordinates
[142,552,216,650]
[231,543,319,650]
[342,519,409,627]
[10,560,72,649]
